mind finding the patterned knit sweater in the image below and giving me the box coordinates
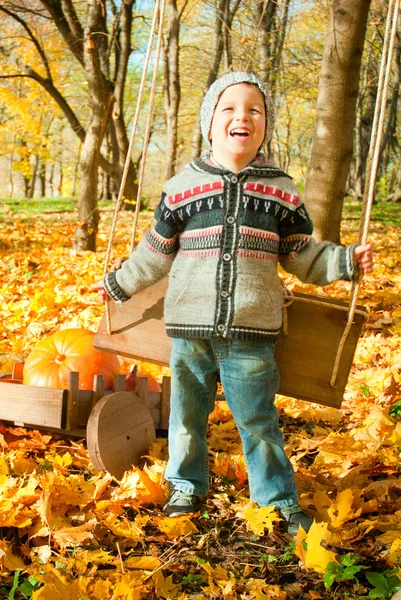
[104,152,357,342]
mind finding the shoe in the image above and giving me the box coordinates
[163,489,201,517]
[279,505,312,536]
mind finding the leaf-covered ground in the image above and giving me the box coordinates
[0,202,401,599]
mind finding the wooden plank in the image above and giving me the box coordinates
[137,377,149,406]
[94,284,367,408]
[66,372,80,430]
[92,375,105,409]
[147,391,161,429]
[275,296,367,407]
[94,277,171,365]
[0,382,67,429]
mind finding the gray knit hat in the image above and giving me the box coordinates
[200,71,275,147]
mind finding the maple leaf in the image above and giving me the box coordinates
[52,517,97,549]
[0,539,25,571]
[388,538,401,565]
[236,503,280,535]
[102,514,145,542]
[152,571,181,599]
[295,522,337,573]
[31,563,90,600]
[213,452,248,487]
[124,556,161,570]
[111,572,151,598]
[158,515,199,538]
[327,489,362,528]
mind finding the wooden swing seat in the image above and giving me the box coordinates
[94,277,368,409]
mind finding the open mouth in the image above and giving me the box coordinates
[230,129,250,138]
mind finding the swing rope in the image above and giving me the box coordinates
[103,0,166,334]
[328,0,400,387]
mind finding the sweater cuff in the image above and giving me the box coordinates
[341,243,359,281]
[104,272,131,303]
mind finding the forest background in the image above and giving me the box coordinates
[1,0,401,599]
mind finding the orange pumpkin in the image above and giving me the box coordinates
[23,328,120,390]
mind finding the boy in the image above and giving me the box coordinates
[92,72,372,535]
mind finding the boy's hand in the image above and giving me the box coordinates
[90,258,127,304]
[354,243,373,274]
[91,280,108,304]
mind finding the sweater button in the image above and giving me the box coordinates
[221,290,229,298]
[227,216,235,224]
[223,253,231,261]
[217,324,225,332]
[231,176,238,184]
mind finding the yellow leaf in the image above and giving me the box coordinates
[31,563,89,600]
[304,522,337,573]
[0,539,25,571]
[29,288,56,315]
[49,452,73,469]
[92,578,113,598]
[75,548,117,567]
[112,572,150,598]
[327,489,362,528]
[238,504,280,536]
[52,518,97,549]
[103,515,144,542]
[389,538,401,565]
[153,571,181,599]
[0,455,9,475]
[158,515,199,538]
[124,556,161,570]
[293,526,308,564]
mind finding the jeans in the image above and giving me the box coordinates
[164,337,299,508]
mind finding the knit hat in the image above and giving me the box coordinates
[200,71,275,147]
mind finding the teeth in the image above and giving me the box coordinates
[231,129,249,135]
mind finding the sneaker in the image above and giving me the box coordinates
[163,489,201,517]
[279,505,312,536]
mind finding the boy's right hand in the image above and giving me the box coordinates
[91,257,128,304]
[91,280,108,304]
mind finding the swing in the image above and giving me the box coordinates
[94,0,399,409]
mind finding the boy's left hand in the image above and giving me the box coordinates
[354,243,373,274]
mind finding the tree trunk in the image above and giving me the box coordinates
[29,154,39,198]
[393,165,401,202]
[303,0,371,243]
[74,103,113,250]
[73,0,115,251]
[163,0,181,180]
[191,0,242,160]
[39,160,46,197]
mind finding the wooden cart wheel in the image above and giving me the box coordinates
[87,391,156,480]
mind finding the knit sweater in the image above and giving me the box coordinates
[104,152,357,342]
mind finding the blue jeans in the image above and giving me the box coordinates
[164,337,299,508]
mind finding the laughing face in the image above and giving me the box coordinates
[208,83,266,173]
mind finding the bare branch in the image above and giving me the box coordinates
[39,0,84,66]
[0,4,53,81]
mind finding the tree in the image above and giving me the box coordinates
[163,0,188,179]
[303,0,371,243]
[0,0,140,250]
[190,0,242,160]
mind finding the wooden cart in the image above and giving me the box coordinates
[0,364,171,480]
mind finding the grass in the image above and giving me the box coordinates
[343,199,401,225]
[0,196,113,215]
[1,195,400,225]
